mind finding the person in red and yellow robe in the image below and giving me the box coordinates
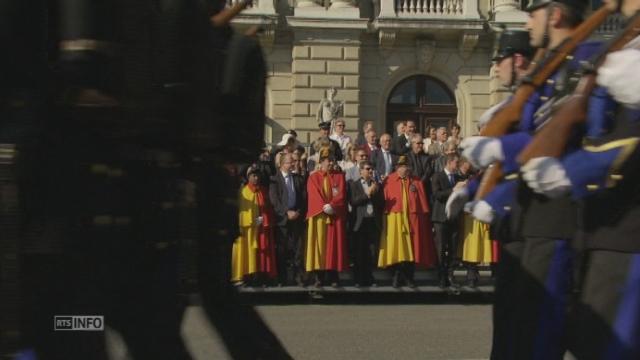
[231,167,277,285]
[379,155,437,287]
[305,146,347,287]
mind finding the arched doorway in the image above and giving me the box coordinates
[386,75,458,136]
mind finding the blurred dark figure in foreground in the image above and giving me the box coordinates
[0,0,291,359]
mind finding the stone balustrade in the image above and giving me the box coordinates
[379,0,480,19]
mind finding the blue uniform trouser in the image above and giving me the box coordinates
[515,237,574,360]
[569,250,640,360]
[491,240,525,360]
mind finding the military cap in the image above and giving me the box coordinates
[318,121,331,130]
[493,30,535,61]
[526,0,588,14]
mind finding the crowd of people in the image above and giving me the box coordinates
[231,118,496,288]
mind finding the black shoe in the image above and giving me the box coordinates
[392,273,400,288]
[448,275,459,288]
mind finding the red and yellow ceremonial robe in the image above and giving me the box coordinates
[305,170,347,272]
[378,173,437,268]
[231,184,277,281]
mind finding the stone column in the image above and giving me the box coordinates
[296,0,322,8]
[329,0,357,9]
[492,0,527,22]
[493,0,519,13]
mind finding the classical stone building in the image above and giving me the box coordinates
[229,0,619,147]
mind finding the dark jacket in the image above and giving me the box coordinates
[371,149,398,179]
[431,170,460,223]
[392,135,410,155]
[348,178,384,232]
[269,172,306,227]
[407,151,433,187]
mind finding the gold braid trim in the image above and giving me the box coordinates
[583,137,640,188]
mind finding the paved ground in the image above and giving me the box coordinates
[176,304,493,360]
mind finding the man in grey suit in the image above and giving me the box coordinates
[269,153,307,286]
[371,133,398,181]
[348,161,384,286]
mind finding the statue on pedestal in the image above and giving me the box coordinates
[316,87,344,132]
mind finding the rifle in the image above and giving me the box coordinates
[474,6,613,200]
[517,11,640,165]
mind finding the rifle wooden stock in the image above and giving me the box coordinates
[474,6,612,201]
[518,12,640,165]
[517,75,596,163]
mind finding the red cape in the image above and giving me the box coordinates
[383,173,437,268]
[306,170,348,271]
[247,184,277,277]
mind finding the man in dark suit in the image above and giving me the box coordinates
[362,129,379,158]
[431,153,466,288]
[372,133,398,181]
[392,120,416,155]
[269,153,307,286]
[348,161,384,287]
[406,134,433,195]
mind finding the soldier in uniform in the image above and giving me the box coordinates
[448,29,535,359]
[310,121,344,162]
[460,0,602,357]
[520,0,640,357]
[5,1,292,359]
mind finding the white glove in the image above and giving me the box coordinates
[597,49,640,110]
[322,204,335,215]
[445,186,469,219]
[255,216,263,226]
[521,157,572,198]
[464,200,477,214]
[460,136,504,170]
[471,200,495,224]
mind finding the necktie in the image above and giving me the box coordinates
[385,152,391,174]
[448,173,454,186]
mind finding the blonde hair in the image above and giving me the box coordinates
[344,143,355,162]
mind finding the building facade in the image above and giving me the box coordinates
[230,0,619,146]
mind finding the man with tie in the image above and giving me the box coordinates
[269,153,307,286]
[372,133,398,181]
[348,161,384,287]
[432,153,466,288]
[363,129,379,158]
